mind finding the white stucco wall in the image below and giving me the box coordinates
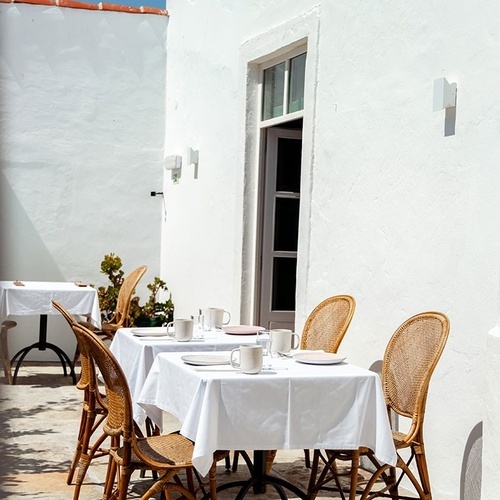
[0,4,168,359]
[162,1,500,498]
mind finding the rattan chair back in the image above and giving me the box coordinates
[300,295,356,352]
[382,311,449,442]
[52,300,91,391]
[111,265,147,329]
[72,323,134,443]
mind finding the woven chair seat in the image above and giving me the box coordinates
[392,430,409,448]
[113,434,194,467]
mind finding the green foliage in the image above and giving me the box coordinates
[95,253,124,322]
[130,276,174,326]
[93,253,174,326]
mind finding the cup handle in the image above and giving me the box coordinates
[291,333,300,350]
[223,311,231,325]
[230,348,240,368]
[166,321,175,336]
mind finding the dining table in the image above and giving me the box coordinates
[109,326,263,426]
[0,280,101,384]
[136,350,397,499]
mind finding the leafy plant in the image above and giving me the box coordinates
[93,253,174,326]
[130,277,174,326]
[95,253,124,322]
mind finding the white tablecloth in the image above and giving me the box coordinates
[137,352,397,476]
[110,328,259,424]
[0,281,101,327]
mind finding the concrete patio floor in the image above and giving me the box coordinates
[0,362,389,499]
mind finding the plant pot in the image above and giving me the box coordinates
[134,316,164,328]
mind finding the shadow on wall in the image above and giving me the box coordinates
[0,171,64,281]
[460,421,482,500]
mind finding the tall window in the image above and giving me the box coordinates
[262,51,306,123]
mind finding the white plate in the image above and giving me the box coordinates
[181,354,231,366]
[131,327,170,337]
[293,352,346,365]
[222,325,266,335]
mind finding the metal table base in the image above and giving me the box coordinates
[10,314,76,384]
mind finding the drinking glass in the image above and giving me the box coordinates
[256,330,272,369]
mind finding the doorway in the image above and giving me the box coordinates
[258,124,302,329]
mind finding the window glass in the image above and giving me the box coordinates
[262,62,285,120]
[276,138,302,193]
[288,53,306,113]
[272,257,297,311]
[274,198,299,252]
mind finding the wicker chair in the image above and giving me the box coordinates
[300,294,356,352]
[1,320,17,384]
[74,265,147,365]
[307,311,450,500]
[71,320,227,500]
[52,301,109,500]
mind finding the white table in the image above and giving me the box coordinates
[110,328,259,425]
[137,351,396,497]
[0,281,101,384]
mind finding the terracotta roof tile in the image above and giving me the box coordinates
[4,0,168,15]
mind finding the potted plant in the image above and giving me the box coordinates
[130,277,174,327]
[94,253,125,323]
[93,254,174,327]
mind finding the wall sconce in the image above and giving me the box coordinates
[433,77,457,137]
[433,77,457,112]
[186,147,199,179]
[164,155,182,184]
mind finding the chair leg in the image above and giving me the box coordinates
[304,449,311,468]
[348,449,360,500]
[67,404,88,485]
[307,450,321,499]
[414,446,432,498]
[1,321,16,384]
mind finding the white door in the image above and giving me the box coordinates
[258,127,302,329]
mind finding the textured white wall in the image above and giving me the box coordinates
[162,1,500,498]
[0,4,168,359]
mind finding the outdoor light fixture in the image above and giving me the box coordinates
[164,155,182,184]
[186,147,199,179]
[164,155,182,170]
[433,77,457,112]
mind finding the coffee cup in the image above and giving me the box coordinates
[204,307,231,329]
[230,344,263,374]
[166,318,193,342]
[269,329,300,354]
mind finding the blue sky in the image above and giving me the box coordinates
[85,0,166,9]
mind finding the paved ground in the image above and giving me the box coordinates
[0,363,388,499]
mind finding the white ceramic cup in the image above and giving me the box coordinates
[204,307,231,329]
[230,344,263,374]
[270,329,300,354]
[166,318,193,342]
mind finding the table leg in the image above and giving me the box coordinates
[10,315,76,385]
[215,451,308,500]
